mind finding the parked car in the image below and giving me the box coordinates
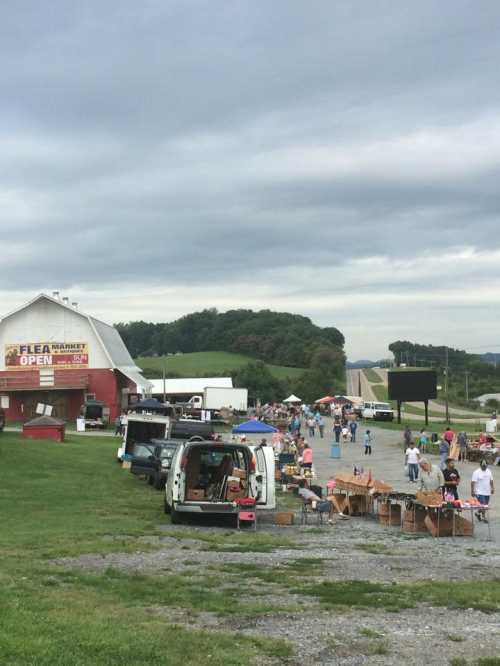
[130,440,180,489]
[0,408,5,431]
[362,401,394,421]
[165,440,275,524]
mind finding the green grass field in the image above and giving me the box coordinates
[363,368,383,384]
[0,432,292,665]
[136,351,305,380]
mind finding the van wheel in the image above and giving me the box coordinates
[164,500,171,515]
[154,478,165,490]
[170,509,182,524]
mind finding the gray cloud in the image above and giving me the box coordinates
[1,1,500,359]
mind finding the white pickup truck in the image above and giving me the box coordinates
[362,401,394,421]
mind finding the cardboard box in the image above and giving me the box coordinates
[232,468,247,480]
[275,469,282,481]
[454,516,473,536]
[122,461,131,470]
[274,511,295,525]
[378,501,391,516]
[424,512,453,537]
[402,516,428,533]
[186,488,205,501]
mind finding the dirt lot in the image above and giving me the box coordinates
[54,514,500,666]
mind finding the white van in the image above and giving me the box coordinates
[362,401,394,421]
[165,440,276,523]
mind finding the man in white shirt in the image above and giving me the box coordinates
[471,460,495,523]
[405,442,421,483]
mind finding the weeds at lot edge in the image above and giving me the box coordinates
[296,580,500,613]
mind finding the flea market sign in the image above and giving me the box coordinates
[5,343,89,369]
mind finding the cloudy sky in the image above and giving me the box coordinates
[2,1,499,360]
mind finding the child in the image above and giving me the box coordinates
[364,430,372,455]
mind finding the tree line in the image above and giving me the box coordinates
[115,309,346,403]
[388,340,500,408]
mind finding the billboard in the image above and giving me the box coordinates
[388,370,437,402]
[5,342,89,370]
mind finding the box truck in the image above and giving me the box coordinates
[187,387,248,412]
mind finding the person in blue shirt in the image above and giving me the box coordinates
[349,420,358,443]
[315,413,325,438]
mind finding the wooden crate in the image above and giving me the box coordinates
[402,513,428,533]
[328,493,349,514]
[348,494,370,516]
[379,504,401,526]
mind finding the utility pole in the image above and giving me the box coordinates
[445,347,449,423]
[162,357,166,403]
[465,371,470,403]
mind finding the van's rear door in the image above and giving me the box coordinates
[254,446,270,506]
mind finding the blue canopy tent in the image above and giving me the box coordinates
[232,420,278,434]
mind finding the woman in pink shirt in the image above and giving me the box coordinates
[302,443,313,469]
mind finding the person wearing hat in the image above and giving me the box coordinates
[471,459,494,523]
[418,457,444,492]
[442,458,460,500]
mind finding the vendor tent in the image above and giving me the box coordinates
[283,394,301,403]
[315,396,335,404]
[232,420,278,434]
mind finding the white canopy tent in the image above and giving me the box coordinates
[283,394,302,403]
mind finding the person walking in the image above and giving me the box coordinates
[316,414,325,439]
[333,422,342,443]
[342,425,349,443]
[364,429,372,455]
[403,425,412,447]
[419,429,428,454]
[114,415,122,436]
[471,459,494,523]
[349,420,358,443]
[405,441,420,483]
[457,431,468,462]
[439,435,450,470]
[307,416,316,437]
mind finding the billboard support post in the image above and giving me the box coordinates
[397,400,401,424]
[424,400,429,426]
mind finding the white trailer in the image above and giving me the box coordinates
[187,387,248,412]
[204,386,248,411]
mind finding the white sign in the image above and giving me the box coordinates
[0,395,9,409]
[36,403,53,416]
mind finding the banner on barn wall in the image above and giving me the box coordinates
[5,343,89,370]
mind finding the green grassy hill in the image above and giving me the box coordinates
[136,351,305,380]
